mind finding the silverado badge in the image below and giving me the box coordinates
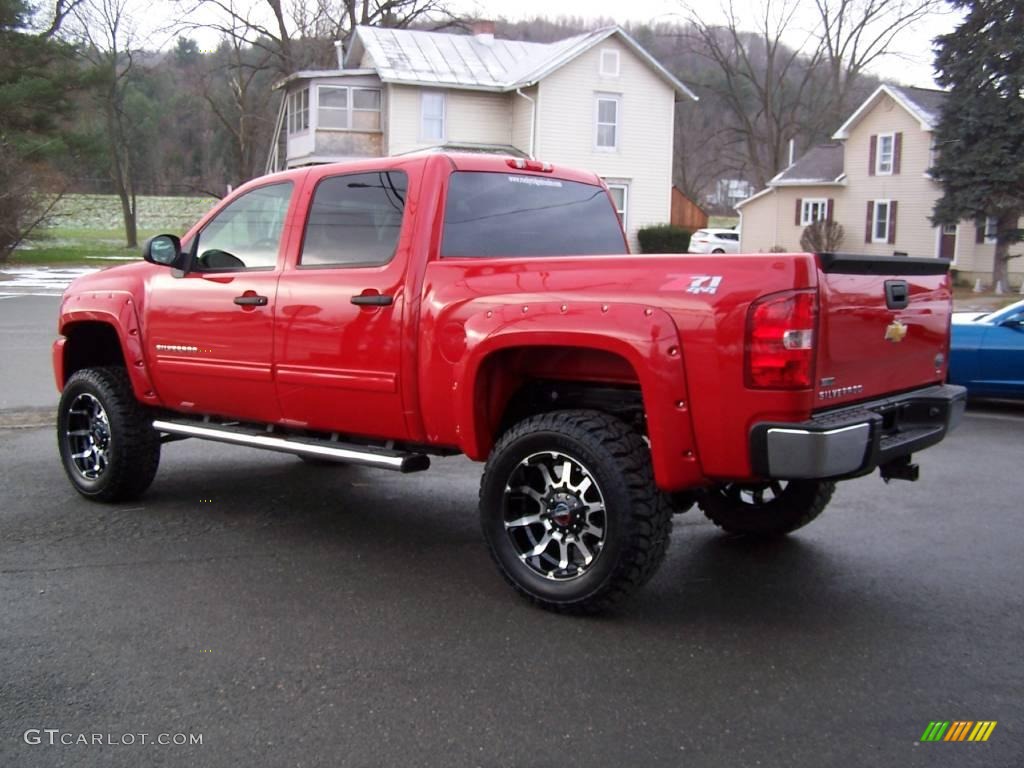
[884,319,908,343]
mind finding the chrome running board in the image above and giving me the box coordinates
[152,419,430,473]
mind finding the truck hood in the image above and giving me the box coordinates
[64,260,155,295]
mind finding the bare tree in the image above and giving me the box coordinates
[682,0,824,189]
[68,0,148,247]
[681,0,947,189]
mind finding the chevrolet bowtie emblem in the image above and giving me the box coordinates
[884,319,908,343]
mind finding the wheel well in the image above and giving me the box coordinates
[62,322,126,383]
[473,346,645,454]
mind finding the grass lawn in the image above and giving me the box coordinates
[708,215,740,229]
[7,194,216,267]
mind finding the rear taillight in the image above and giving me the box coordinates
[745,290,817,389]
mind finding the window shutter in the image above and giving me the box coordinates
[975,224,984,244]
[888,201,898,244]
[869,135,877,176]
[826,198,834,222]
[893,132,903,174]
[795,198,803,226]
[865,201,874,243]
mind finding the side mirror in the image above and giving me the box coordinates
[143,234,185,269]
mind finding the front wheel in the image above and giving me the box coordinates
[479,410,673,614]
[698,479,835,537]
[57,367,161,502]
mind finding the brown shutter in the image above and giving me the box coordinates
[795,198,803,225]
[866,201,874,243]
[826,198,834,222]
[893,132,903,174]
[975,224,984,244]
[869,135,877,176]
[888,201,898,244]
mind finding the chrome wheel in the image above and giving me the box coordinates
[64,393,112,480]
[503,451,607,581]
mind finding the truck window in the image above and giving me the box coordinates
[300,171,407,267]
[441,171,627,258]
[194,182,293,270]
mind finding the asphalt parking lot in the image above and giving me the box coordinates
[1,404,1021,767]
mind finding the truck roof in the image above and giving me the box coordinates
[255,151,604,188]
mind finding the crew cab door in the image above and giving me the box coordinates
[273,167,413,439]
[144,181,295,422]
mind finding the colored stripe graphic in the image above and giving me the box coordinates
[968,722,997,742]
[920,720,996,742]
[921,722,949,741]
[945,721,972,741]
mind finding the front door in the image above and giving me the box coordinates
[939,224,957,260]
[145,181,296,423]
[274,168,412,439]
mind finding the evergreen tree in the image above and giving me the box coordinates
[931,0,1024,291]
[0,0,78,260]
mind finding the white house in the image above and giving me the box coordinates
[269,23,697,249]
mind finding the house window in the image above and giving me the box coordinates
[605,182,628,225]
[317,86,381,131]
[984,216,998,244]
[595,94,620,150]
[876,132,895,175]
[599,49,620,76]
[872,200,892,243]
[421,91,446,141]
[801,198,828,226]
[288,88,309,135]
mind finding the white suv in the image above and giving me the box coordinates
[688,228,740,254]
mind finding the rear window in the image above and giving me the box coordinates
[441,171,627,258]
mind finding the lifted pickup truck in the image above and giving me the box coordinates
[53,152,966,613]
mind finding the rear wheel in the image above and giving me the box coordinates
[480,409,673,614]
[699,480,835,537]
[57,367,161,502]
[712,248,726,254]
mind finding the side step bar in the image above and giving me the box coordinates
[152,419,431,473]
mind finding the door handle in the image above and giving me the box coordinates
[234,294,268,306]
[350,294,394,307]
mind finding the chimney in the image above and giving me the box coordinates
[334,40,345,69]
[471,20,495,45]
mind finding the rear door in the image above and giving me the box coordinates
[813,254,952,407]
[273,167,413,439]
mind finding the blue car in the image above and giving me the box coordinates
[948,298,1024,398]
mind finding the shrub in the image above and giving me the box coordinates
[637,224,691,253]
[800,220,845,253]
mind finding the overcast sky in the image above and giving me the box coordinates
[171,0,963,89]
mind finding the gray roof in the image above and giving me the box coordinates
[345,25,696,99]
[771,143,845,185]
[888,85,947,126]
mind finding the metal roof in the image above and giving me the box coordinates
[345,25,697,100]
[769,143,845,186]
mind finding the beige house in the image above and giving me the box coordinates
[269,23,696,249]
[737,84,1023,286]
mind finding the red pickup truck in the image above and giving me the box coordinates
[53,152,965,612]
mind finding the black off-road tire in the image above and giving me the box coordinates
[57,367,161,502]
[479,409,673,614]
[698,480,835,538]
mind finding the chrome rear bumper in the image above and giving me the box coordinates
[750,384,967,480]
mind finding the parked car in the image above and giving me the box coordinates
[948,298,1024,398]
[688,228,740,254]
[52,153,965,614]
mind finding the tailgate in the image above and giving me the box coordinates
[815,254,951,408]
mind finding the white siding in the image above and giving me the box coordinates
[386,84,512,155]
[534,37,675,251]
